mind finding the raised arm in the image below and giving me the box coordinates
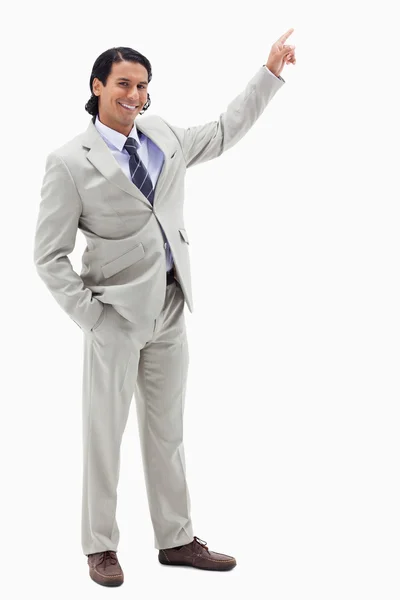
[162,29,295,168]
[162,65,285,169]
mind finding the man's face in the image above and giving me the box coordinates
[92,60,149,136]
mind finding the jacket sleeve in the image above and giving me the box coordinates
[161,65,285,169]
[33,152,104,332]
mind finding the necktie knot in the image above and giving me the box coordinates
[123,137,139,156]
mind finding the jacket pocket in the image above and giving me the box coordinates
[101,243,145,279]
[178,228,189,244]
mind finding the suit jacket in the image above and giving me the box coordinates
[33,65,285,333]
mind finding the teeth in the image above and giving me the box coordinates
[120,102,137,111]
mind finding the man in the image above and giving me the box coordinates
[33,29,296,586]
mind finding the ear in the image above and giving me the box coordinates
[92,77,100,96]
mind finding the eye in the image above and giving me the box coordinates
[119,83,145,88]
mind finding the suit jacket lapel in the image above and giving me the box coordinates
[81,117,171,209]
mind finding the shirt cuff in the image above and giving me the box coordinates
[263,65,285,83]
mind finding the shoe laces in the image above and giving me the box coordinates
[97,550,118,567]
[193,536,210,554]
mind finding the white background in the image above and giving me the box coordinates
[2,0,400,598]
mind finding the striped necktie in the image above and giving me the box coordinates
[123,137,155,204]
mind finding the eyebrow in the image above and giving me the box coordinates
[116,77,148,84]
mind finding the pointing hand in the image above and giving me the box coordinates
[265,28,296,78]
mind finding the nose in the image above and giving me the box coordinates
[127,88,141,101]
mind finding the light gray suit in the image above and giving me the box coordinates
[33,65,285,554]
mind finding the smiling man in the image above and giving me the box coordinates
[33,31,295,587]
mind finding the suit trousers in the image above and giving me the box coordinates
[81,277,194,555]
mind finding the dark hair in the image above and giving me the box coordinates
[85,47,152,123]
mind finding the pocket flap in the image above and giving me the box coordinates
[179,228,189,244]
[101,243,145,279]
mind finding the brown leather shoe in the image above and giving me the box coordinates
[159,536,236,571]
[87,550,124,586]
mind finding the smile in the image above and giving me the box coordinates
[118,102,138,111]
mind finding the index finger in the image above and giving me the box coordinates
[277,28,294,44]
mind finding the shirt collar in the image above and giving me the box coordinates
[95,114,142,151]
